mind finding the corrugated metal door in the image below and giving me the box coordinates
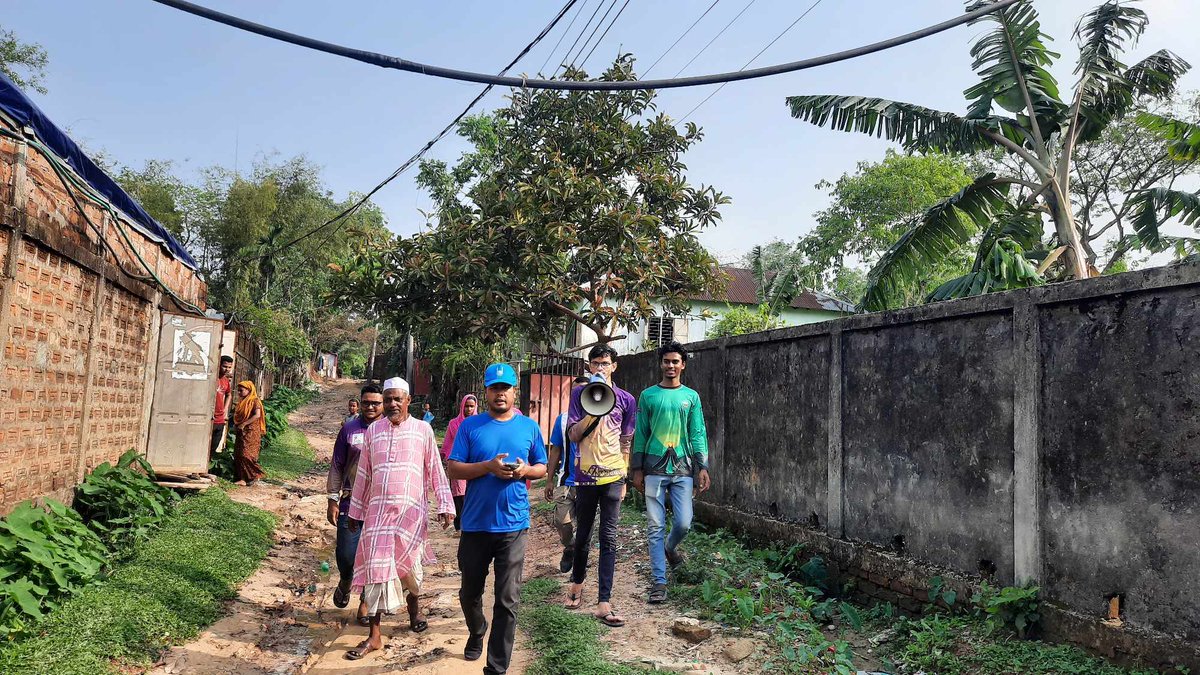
[146,312,223,472]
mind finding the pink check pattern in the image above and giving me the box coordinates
[348,416,455,590]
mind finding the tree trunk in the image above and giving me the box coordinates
[1046,191,1090,280]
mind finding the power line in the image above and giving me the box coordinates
[642,0,721,77]
[553,0,606,77]
[234,0,582,261]
[672,0,759,78]
[566,0,619,71]
[680,0,825,124]
[151,0,1021,91]
[579,0,632,71]
[539,0,591,75]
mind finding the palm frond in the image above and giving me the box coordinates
[785,95,1025,155]
[1073,1,1149,99]
[861,174,1011,312]
[927,237,1042,303]
[1074,49,1191,144]
[749,245,767,303]
[1128,187,1200,251]
[1136,111,1200,161]
[964,0,1064,131]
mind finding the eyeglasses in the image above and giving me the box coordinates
[360,401,384,407]
[589,361,614,369]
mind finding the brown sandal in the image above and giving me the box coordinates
[346,638,380,660]
[564,590,583,610]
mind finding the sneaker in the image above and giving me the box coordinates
[666,548,685,569]
[464,631,485,661]
[559,548,574,574]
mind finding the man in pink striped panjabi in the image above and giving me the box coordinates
[345,376,455,660]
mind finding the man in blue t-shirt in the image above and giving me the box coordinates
[544,375,590,573]
[447,363,547,675]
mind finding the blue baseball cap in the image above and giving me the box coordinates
[484,362,517,387]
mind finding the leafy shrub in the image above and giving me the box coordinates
[0,500,108,637]
[74,450,179,551]
[706,304,786,339]
[973,581,1041,638]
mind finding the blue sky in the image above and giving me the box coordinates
[7,0,1199,262]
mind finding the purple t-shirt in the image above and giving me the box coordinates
[329,416,370,514]
[567,383,636,486]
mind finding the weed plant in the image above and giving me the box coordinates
[74,450,179,551]
[519,578,646,675]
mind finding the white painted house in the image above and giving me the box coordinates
[557,266,854,355]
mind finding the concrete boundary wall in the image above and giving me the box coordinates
[0,132,207,514]
[617,261,1200,670]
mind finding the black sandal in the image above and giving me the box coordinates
[332,583,349,609]
[596,610,626,627]
[406,592,428,633]
[564,590,583,610]
[648,584,668,604]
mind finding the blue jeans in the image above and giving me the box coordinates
[335,511,361,587]
[644,475,694,586]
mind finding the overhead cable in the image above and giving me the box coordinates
[538,0,591,75]
[579,0,632,71]
[681,0,825,123]
[553,0,606,77]
[671,0,759,78]
[151,0,1022,91]
[641,0,721,77]
[231,0,582,261]
[567,0,620,69]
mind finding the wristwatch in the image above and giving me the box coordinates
[327,493,340,502]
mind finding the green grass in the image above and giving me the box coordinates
[890,614,1163,675]
[259,426,317,481]
[520,578,646,675]
[0,487,276,674]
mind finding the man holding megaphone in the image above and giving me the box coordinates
[561,345,637,629]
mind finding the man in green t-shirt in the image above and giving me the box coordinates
[631,341,711,604]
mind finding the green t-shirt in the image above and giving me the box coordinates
[631,384,708,477]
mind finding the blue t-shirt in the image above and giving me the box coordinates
[548,412,579,487]
[449,413,548,533]
[423,411,435,424]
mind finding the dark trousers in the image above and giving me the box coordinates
[570,480,623,603]
[208,423,225,461]
[334,512,360,587]
[458,530,527,675]
[453,495,465,531]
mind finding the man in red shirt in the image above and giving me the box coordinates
[210,355,234,460]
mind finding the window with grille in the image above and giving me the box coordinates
[646,316,675,347]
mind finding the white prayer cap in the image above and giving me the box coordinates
[382,377,409,393]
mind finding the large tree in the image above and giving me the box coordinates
[333,56,727,349]
[786,0,1189,311]
[0,26,49,94]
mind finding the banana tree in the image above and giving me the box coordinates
[1128,112,1200,258]
[749,244,813,314]
[785,0,1188,311]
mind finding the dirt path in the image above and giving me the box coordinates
[151,382,769,674]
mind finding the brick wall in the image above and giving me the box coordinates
[0,131,207,514]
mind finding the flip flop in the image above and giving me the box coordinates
[564,590,583,610]
[356,615,372,627]
[332,583,349,609]
[407,592,429,633]
[595,610,626,628]
[345,639,380,660]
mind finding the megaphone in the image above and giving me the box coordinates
[580,374,616,417]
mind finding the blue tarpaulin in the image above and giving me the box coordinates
[0,71,197,269]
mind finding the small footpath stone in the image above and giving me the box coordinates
[722,639,756,663]
[672,618,713,644]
